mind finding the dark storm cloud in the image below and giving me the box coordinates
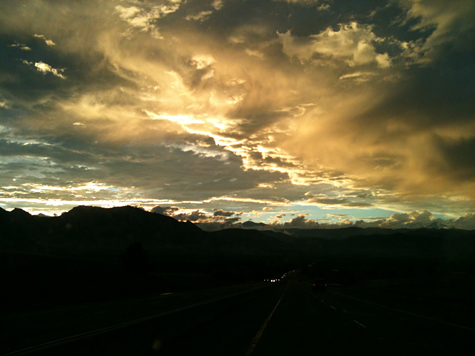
[98,144,287,199]
[151,206,179,215]
[173,210,208,222]
[436,136,475,181]
[0,2,134,102]
[1,0,474,222]
[278,0,475,210]
[0,35,69,104]
[357,61,475,130]
[248,210,475,230]
[213,209,235,217]
[308,197,373,208]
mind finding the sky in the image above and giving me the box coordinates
[1,0,475,229]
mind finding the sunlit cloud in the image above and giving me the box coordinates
[22,60,66,79]
[317,4,330,11]
[279,22,391,67]
[400,0,475,59]
[33,34,56,46]
[10,43,31,51]
[0,0,473,225]
[273,0,320,4]
[0,100,11,109]
[115,1,182,39]
[339,71,376,81]
[245,49,265,59]
[22,182,116,193]
[185,11,213,22]
[212,0,224,11]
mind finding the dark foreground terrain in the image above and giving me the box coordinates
[1,277,474,356]
[1,206,474,355]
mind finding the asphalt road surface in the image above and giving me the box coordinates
[2,279,474,355]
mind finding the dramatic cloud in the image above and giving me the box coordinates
[115,1,182,38]
[280,22,392,67]
[33,34,56,46]
[450,213,475,230]
[273,0,321,4]
[22,60,67,79]
[185,11,213,22]
[173,210,210,222]
[0,0,474,227]
[212,1,224,11]
[213,210,235,217]
[151,206,180,216]
[400,0,475,59]
[10,43,31,51]
[264,210,475,230]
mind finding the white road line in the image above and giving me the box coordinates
[353,320,366,328]
[329,290,475,332]
[3,285,272,356]
[329,306,337,310]
[245,284,289,356]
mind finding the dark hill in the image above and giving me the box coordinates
[0,207,296,309]
[1,207,474,262]
[0,206,289,257]
[0,206,203,255]
[206,228,288,252]
[1,206,474,311]
[56,205,206,248]
[242,221,268,229]
[283,227,399,239]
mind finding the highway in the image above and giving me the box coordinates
[1,279,474,355]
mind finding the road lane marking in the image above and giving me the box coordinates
[3,284,274,356]
[353,320,366,328]
[245,284,289,356]
[329,290,475,332]
[329,306,337,310]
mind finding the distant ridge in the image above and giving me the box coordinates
[0,206,474,263]
[242,221,268,229]
[0,206,195,254]
[1,205,474,310]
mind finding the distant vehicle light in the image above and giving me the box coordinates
[312,278,327,292]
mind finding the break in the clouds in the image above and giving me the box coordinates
[0,0,474,227]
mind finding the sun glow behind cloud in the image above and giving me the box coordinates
[0,0,474,226]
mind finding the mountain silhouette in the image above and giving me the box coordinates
[1,206,474,310]
[1,206,474,262]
